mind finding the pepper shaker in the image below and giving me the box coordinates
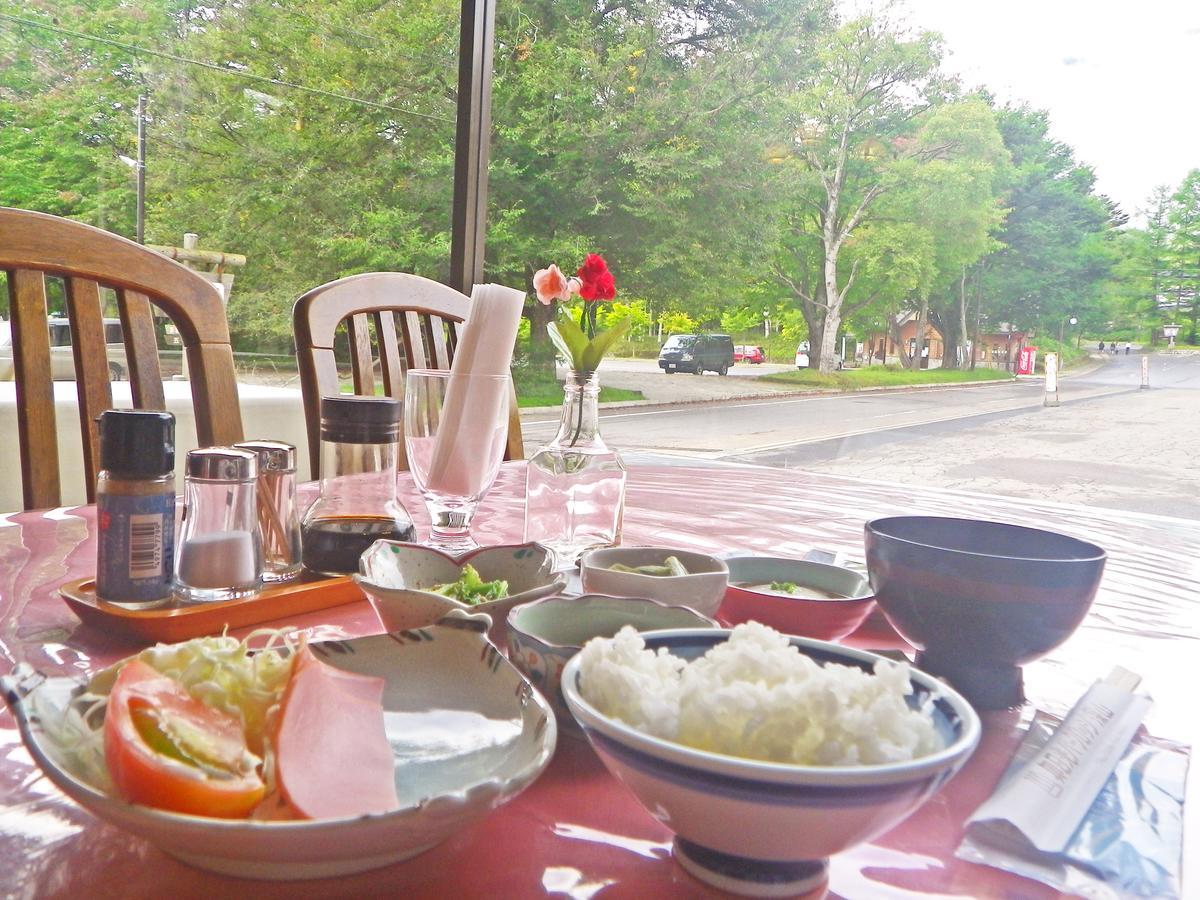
[174,447,262,603]
[235,440,302,583]
[95,410,176,607]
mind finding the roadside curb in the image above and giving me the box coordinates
[519,373,1019,417]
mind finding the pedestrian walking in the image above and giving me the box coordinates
[1099,341,1105,352]
[1125,342,1132,355]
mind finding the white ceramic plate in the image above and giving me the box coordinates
[1,613,556,880]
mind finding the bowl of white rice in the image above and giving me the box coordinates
[561,622,980,897]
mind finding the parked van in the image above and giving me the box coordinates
[658,333,735,375]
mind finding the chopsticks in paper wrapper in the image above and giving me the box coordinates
[958,668,1188,898]
[968,667,1150,854]
[425,283,524,498]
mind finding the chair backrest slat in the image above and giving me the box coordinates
[348,313,375,396]
[375,311,405,399]
[64,277,114,500]
[117,289,166,410]
[426,315,453,370]
[0,207,244,510]
[8,269,60,509]
[293,272,525,479]
[400,310,429,369]
[186,343,245,447]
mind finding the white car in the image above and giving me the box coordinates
[795,343,810,369]
[0,316,129,381]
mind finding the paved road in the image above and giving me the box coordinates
[773,351,1200,518]
[526,359,1123,457]
[527,352,1200,518]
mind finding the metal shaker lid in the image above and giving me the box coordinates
[185,447,257,482]
[234,440,296,473]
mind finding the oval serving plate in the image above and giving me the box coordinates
[1,612,557,880]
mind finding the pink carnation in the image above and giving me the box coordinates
[533,264,575,304]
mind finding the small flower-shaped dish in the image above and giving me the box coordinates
[1,613,556,880]
[720,556,875,641]
[507,594,718,727]
[356,541,567,644]
[579,547,728,617]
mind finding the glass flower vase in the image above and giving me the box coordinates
[524,370,626,566]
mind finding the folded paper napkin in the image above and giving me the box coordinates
[426,283,525,497]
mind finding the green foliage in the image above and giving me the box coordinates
[660,310,698,335]
[977,106,1115,334]
[547,313,630,374]
[0,0,1160,362]
[1165,169,1200,342]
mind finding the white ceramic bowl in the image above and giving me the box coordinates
[355,541,567,644]
[2,613,556,880]
[506,594,718,727]
[561,629,980,897]
[579,547,728,617]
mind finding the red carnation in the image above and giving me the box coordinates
[576,254,616,301]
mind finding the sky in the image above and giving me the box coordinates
[851,0,1200,223]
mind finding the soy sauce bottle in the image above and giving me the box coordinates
[300,396,415,575]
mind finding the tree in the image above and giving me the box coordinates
[977,106,1114,339]
[848,98,1010,368]
[766,15,948,372]
[1140,185,1173,343]
[488,0,831,361]
[1166,169,1200,343]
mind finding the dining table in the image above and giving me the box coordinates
[0,460,1195,898]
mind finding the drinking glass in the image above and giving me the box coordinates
[404,369,512,551]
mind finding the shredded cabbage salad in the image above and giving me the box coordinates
[34,629,301,792]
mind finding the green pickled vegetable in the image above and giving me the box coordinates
[430,564,508,605]
[608,556,691,576]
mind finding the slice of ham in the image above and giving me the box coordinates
[273,646,400,819]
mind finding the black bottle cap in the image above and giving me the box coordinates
[319,395,401,444]
[97,410,175,477]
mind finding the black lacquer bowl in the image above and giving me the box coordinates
[864,516,1106,709]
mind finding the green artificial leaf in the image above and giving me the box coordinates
[547,319,589,371]
[581,317,631,372]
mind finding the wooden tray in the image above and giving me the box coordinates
[60,574,366,642]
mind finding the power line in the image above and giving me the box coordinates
[0,11,452,124]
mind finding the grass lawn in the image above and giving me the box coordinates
[760,365,1014,391]
[514,369,643,407]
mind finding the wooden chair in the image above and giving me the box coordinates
[0,208,244,510]
[293,272,524,479]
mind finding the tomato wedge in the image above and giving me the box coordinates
[104,659,265,818]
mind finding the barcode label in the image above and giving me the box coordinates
[128,514,163,579]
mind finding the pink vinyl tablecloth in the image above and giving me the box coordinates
[1,462,1197,898]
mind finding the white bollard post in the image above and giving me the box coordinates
[1140,355,1150,390]
[1044,352,1060,407]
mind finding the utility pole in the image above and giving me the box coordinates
[135,96,147,244]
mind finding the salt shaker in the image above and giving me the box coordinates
[95,409,176,607]
[174,447,262,603]
[234,440,302,583]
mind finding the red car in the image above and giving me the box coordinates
[734,344,765,364]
